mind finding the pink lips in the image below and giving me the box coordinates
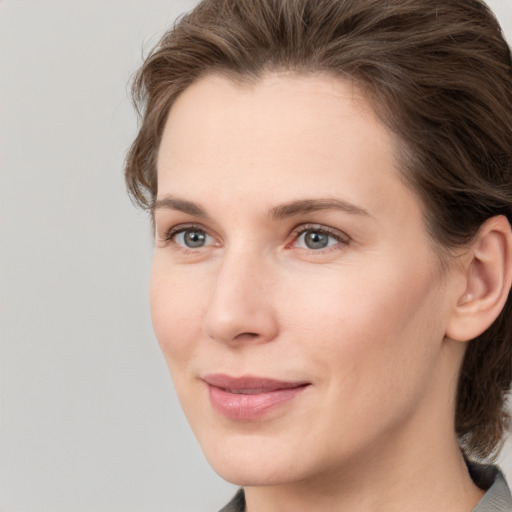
[203,374,310,420]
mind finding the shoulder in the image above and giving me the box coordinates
[218,488,245,512]
[469,462,512,512]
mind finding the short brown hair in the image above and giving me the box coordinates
[125,0,512,460]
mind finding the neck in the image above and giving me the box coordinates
[244,341,484,512]
[244,432,483,512]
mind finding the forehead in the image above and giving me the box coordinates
[158,72,393,180]
[159,71,375,139]
[156,72,426,230]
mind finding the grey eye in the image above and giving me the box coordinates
[176,229,210,248]
[303,230,330,249]
[294,228,344,251]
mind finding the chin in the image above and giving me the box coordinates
[197,430,317,487]
[210,456,301,487]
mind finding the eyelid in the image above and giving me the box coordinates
[287,223,351,250]
[163,223,201,242]
[160,222,217,248]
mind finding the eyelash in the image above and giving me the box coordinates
[162,223,350,253]
[288,223,350,252]
[163,223,214,248]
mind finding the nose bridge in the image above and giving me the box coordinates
[203,243,278,345]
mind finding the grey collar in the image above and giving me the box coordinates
[219,464,512,512]
[470,463,512,511]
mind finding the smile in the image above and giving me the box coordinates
[203,374,310,420]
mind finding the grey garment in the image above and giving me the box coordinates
[470,463,512,512]
[219,464,512,512]
[219,488,245,512]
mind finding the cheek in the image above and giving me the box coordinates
[276,262,447,456]
[149,259,209,368]
[284,260,446,389]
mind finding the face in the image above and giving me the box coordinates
[151,73,460,487]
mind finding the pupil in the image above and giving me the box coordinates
[305,231,328,249]
[185,230,206,248]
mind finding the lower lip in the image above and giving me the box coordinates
[207,384,308,420]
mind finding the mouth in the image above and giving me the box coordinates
[203,374,310,420]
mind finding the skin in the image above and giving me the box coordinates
[151,73,487,511]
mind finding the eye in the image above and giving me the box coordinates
[167,227,213,249]
[292,226,349,251]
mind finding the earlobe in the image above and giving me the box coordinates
[446,215,512,342]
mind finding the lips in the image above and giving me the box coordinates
[203,374,310,420]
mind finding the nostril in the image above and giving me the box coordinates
[233,332,260,341]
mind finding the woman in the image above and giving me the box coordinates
[125,0,512,510]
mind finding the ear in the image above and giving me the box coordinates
[446,215,512,342]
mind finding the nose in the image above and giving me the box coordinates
[203,250,279,346]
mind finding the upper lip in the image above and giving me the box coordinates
[203,374,310,392]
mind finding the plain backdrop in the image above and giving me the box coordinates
[1,1,511,511]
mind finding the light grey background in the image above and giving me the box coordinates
[1,1,511,511]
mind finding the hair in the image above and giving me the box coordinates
[125,0,512,461]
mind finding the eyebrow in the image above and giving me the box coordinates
[152,195,371,220]
[152,196,210,218]
[269,198,371,220]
